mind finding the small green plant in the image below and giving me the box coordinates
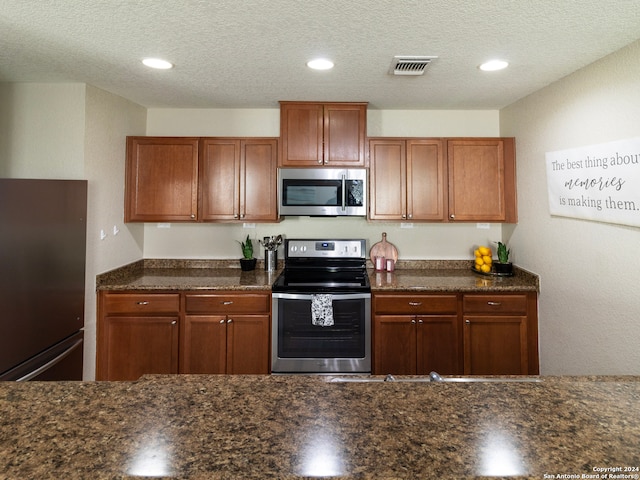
[238,235,254,259]
[496,241,511,263]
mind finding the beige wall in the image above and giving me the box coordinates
[501,40,640,374]
[0,83,86,178]
[144,108,504,261]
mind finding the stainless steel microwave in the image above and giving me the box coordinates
[278,168,367,216]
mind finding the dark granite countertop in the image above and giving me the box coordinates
[97,259,539,293]
[370,260,539,292]
[1,374,638,479]
[96,259,282,291]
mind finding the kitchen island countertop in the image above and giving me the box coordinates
[97,259,539,292]
[1,374,638,479]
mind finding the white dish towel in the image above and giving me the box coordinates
[311,294,334,326]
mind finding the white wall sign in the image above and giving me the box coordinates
[545,137,640,228]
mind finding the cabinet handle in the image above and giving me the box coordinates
[450,214,455,219]
[411,319,416,324]
[227,318,233,323]
[401,214,406,219]
[135,301,149,305]
[222,301,234,305]
[466,319,471,324]
[418,319,423,324]
[408,301,422,306]
[219,319,225,324]
[190,214,196,219]
[171,320,177,325]
[407,214,413,219]
[487,301,502,306]
[318,159,323,164]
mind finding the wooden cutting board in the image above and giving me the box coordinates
[369,232,398,264]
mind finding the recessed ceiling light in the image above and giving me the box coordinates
[306,58,334,70]
[479,59,509,71]
[142,58,174,70]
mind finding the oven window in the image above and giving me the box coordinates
[277,297,366,358]
[282,180,341,206]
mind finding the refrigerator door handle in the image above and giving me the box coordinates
[16,338,83,382]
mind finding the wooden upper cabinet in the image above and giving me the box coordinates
[279,102,367,166]
[125,137,199,222]
[369,138,446,221]
[200,138,278,222]
[241,139,278,221]
[447,138,517,223]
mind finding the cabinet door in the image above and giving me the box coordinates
[369,139,406,220]
[463,315,528,375]
[226,315,270,374]
[125,137,199,222]
[407,139,446,221]
[180,315,227,374]
[199,139,241,221]
[447,138,517,222]
[323,103,367,166]
[279,103,324,166]
[416,315,461,375]
[102,316,179,381]
[241,139,278,221]
[373,315,417,375]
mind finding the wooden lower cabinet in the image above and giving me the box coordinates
[181,313,270,374]
[373,291,539,376]
[97,292,180,381]
[463,315,527,375]
[372,294,461,375]
[181,292,270,374]
[97,291,271,380]
[462,293,539,375]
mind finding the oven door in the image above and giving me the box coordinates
[271,292,371,373]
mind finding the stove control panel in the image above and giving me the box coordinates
[286,239,365,259]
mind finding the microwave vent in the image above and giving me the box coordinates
[389,56,438,76]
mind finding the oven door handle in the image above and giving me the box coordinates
[341,174,346,212]
[272,292,371,301]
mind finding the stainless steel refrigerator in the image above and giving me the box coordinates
[0,179,87,381]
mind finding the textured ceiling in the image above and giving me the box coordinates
[1,0,639,110]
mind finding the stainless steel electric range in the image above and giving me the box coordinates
[271,239,371,374]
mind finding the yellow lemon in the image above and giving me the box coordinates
[480,264,491,273]
[478,246,490,256]
[474,249,481,257]
[475,257,484,266]
[482,255,492,264]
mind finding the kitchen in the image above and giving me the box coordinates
[1,2,640,478]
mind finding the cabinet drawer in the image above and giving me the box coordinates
[185,293,270,314]
[463,294,527,314]
[102,293,180,314]
[374,294,458,314]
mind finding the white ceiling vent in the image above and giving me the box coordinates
[389,56,438,76]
